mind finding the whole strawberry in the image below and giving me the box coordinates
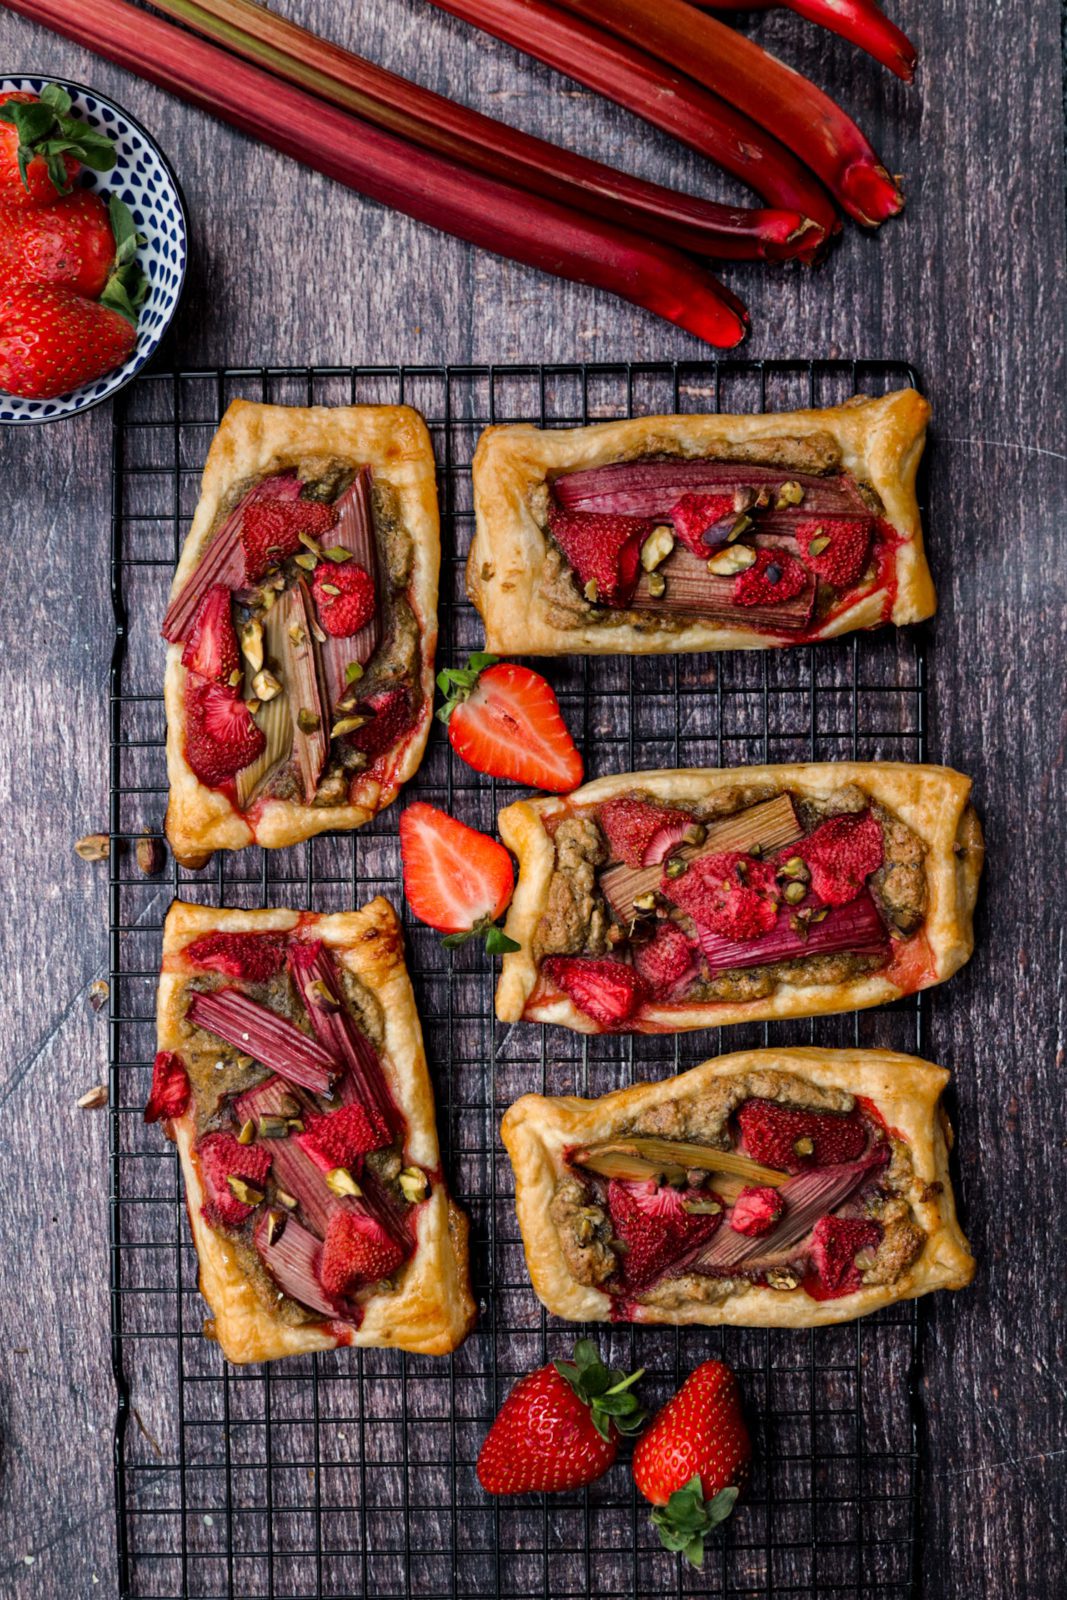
[0,84,116,207]
[0,189,116,298]
[633,1360,750,1567]
[477,1339,645,1495]
[0,283,138,399]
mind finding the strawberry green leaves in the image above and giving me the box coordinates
[553,1338,646,1441]
[649,1476,739,1568]
[99,195,149,327]
[435,651,499,723]
[0,81,116,197]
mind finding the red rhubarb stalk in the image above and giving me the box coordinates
[287,940,402,1143]
[282,580,329,803]
[253,1209,349,1318]
[692,1155,880,1272]
[317,470,381,714]
[150,0,814,261]
[161,474,301,642]
[3,0,749,348]
[424,0,838,243]
[187,989,338,1095]
[696,889,888,975]
[555,460,868,518]
[699,0,917,83]
[545,0,903,224]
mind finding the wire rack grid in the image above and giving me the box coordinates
[108,359,928,1600]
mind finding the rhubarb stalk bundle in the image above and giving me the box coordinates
[700,0,918,82]
[3,0,749,346]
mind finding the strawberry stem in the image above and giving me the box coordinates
[441,914,520,957]
[553,1338,647,1440]
[435,653,498,724]
[650,1475,739,1567]
[0,80,117,195]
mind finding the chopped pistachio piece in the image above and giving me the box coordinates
[294,552,317,571]
[398,1166,430,1203]
[726,512,754,543]
[330,714,370,739]
[344,661,364,685]
[251,668,282,703]
[663,856,688,881]
[793,1135,815,1157]
[75,833,109,862]
[297,709,321,734]
[647,571,666,599]
[288,623,306,647]
[76,1085,109,1110]
[583,577,599,603]
[775,480,805,508]
[706,544,757,577]
[240,619,264,673]
[325,1167,362,1198]
[632,891,659,912]
[276,1189,298,1210]
[265,1209,287,1246]
[682,1199,722,1215]
[136,833,166,876]
[323,545,354,563]
[298,531,323,557]
[257,1115,290,1139]
[640,524,675,572]
[782,880,807,904]
[88,978,109,1013]
[236,1118,256,1146]
[227,1176,264,1207]
[778,856,810,883]
[807,532,830,557]
[319,581,341,597]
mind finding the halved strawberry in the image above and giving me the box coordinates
[240,499,337,582]
[319,1210,407,1297]
[197,1131,271,1228]
[669,493,737,557]
[438,655,583,793]
[728,1185,784,1237]
[632,923,698,996]
[297,1103,385,1171]
[808,1215,882,1296]
[599,797,691,867]
[800,811,884,906]
[310,561,375,637]
[183,931,288,982]
[798,516,872,588]
[547,504,649,606]
[347,687,414,762]
[662,851,779,940]
[541,956,647,1028]
[735,1098,868,1173]
[732,547,808,607]
[144,1051,190,1125]
[181,584,240,683]
[399,802,517,952]
[184,681,266,786]
[607,1178,721,1288]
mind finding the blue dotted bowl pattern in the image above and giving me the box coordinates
[0,76,188,424]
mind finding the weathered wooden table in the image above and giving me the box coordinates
[0,4,1063,1597]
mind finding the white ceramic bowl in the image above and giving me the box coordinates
[0,74,188,423]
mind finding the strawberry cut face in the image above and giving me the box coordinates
[311,561,375,637]
[240,499,338,582]
[547,504,650,606]
[319,1210,407,1298]
[798,516,872,588]
[735,1098,870,1173]
[807,1215,883,1297]
[607,1178,722,1289]
[183,931,289,983]
[662,850,780,940]
[599,797,692,868]
[197,1131,271,1229]
[185,680,266,786]
[181,584,240,683]
[668,492,737,557]
[542,956,647,1028]
[800,810,884,905]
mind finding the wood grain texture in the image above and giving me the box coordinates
[0,2,1063,1598]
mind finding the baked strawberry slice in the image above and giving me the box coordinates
[607,1178,722,1289]
[632,922,698,996]
[547,504,649,606]
[798,516,872,588]
[240,499,338,582]
[477,1340,645,1495]
[310,561,375,637]
[599,796,692,867]
[728,1185,784,1237]
[197,1132,271,1228]
[181,585,240,684]
[297,1103,386,1171]
[662,851,779,940]
[799,811,884,905]
[735,1098,868,1173]
[399,802,518,953]
[347,687,415,762]
[185,680,266,786]
[144,1051,190,1125]
[807,1215,882,1297]
[542,956,647,1028]
[732,547,808,607]
[669,493,737,557]
[319,1210,407,1297]
[183,931,289,983]
[438,655,583,793]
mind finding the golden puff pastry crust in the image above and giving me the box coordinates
[164,400,440,866]
[496,762,983,1031]
[501,1046,975,1328]
[157,898,475,1364]
[467,388,933,656]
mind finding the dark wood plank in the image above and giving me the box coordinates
[0,3,1063,1598]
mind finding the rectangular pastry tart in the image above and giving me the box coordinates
[162,400,440,866]
[495,762,983,1032]
[502,1046,975,1328]
[148,899,475,1363]
[467,388,932,655]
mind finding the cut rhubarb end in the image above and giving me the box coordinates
[841,160,904,227]
[187,988,338,1095]
[696,889,889,976]
[287,940,403,1143]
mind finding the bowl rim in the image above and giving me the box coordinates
[0,71,189,424]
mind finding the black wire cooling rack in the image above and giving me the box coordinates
[108,360,928,1600]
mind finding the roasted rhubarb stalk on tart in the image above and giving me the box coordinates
[467,389,933,655]
[495,763,983,1032]
[149,900,475,1363]
[162,400,439,866]
[502,1047,975,1328]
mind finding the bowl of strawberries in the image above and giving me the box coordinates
[0,75,187,422]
